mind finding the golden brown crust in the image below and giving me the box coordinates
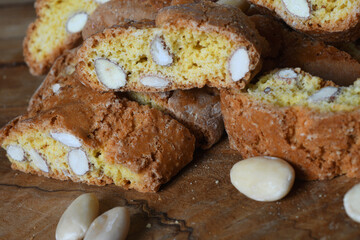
[82,0,172,40]
[127,88,224,149]
[220,89,360,180]
[250,14,360,86]
[248,0,360,42]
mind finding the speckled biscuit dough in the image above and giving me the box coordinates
[250,15,360,86]
[248,0,360,42]
[127,88,224,149]
[221,68,360,180]
[1,49,195,193]
[82,0,172,40]
[23,0,104,76]
[76,1,263,92]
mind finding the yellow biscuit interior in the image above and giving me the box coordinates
[1,127,140,188]
[247,68,360,112]
[27,0,98,62]
[84,26,246,88]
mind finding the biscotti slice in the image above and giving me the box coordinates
[249,0,360,42]
[76,1,263,92]
[1,97,195,192]
[221,68,360,180]
[250,15,360,86]
[23,0,105,76]
[127,88,224,149]
[82,0,172,40]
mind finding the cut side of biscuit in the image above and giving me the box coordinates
[77,2,262,92]
[23,0,101,75]
[248,0,360,42]
[221,68,360,180]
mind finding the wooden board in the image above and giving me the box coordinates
[0,1,360,239]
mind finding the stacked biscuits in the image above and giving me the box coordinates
[1,0,360,193]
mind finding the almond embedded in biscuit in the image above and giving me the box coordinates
[281,0,311,19]
[94,58,127,89]
[68,149,89,176]
[66,12,89,34]
[229,48,250,82]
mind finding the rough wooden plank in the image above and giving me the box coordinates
[0,0,34,6]
[0,66,43,109]
[0,4,35,40]
[1,138,360,239]
[0,39,25,64]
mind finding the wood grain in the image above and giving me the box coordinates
[0,1,360,240]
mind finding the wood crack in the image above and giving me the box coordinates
[0,62,27,69]
[0,182,195,239]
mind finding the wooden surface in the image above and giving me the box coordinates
[1,1,360,239]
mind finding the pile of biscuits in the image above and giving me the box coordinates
[1,0,360,193]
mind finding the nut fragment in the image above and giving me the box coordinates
[277,68,298,79]
[7,145,25,162]
[229,48,250,82]
[344,183,360,223]
[230,156,295,202]
[28,149,49,173]
[95,58,127,89]
[282,0,311,19]
[68,149,89,176]
[84,207,130,240]
[56,193,99,240]
[52,84,61,93]
[308,87,340,103]
[50,132,82,148]
[150,35,173,66]
[216,0,250,11]
[140,76,169,88]
[66,12,88,34]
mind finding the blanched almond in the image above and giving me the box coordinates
[230,156,295,201]
[84,207,130,240]
[56,193,99,240]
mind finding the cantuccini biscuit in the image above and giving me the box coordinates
[76,2,263,92]
[127,88,224,149]
[250,15,360,86]
[1,50,195,193]
[23,0,105,76]
[221,68,360,180]
[248,0,360,42]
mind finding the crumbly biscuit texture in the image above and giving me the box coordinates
[248,0,360,42]
[128,88,224,149]
[1,50,195,193]
[76,2,263,92]
[23,0,102,75]
[221,68,360,180]
[82,0,172,39]
[250,14,360,86]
